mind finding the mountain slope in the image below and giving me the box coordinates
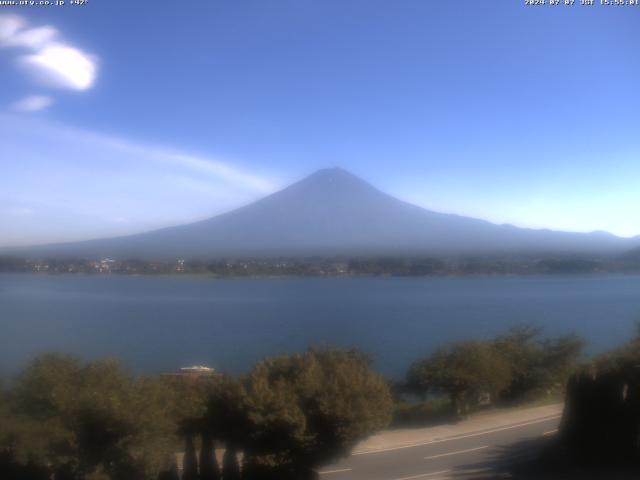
[12,168,637,258]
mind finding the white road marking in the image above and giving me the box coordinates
[318,468,353,475]
[424,445,489,460]
[352,414,561,456]
[542,429,558,436]
[391,469,451,480]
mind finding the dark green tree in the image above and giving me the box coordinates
[198,432,220,480]
[240,348,393,478]
[181,434,198,480]
[494,326,583,403]
[203,376,247,479]
[163,372,223,480]
[222,447,241,480]
[552,328,640,471]
[3,354,179,480]
[407,341,511,417]
[156,464,180,480]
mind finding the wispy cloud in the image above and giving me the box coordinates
[93,135,276,194]
[0,114,280,246]
[4,206,35,217]
[2,23,58,49]
[0,13,97,108]
[0,13,23,41]
[11,95,53,112]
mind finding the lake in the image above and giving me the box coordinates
[1,273,639,378]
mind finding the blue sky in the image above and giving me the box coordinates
[1,1,639,246]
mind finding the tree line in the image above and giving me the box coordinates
[0,349,392,480]
[405,325,583,417]
[0,326,585,480]
[3,254,640,277]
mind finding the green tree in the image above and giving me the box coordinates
[539,333,584,389]
[240,348,393,478]
[222,447,241,480]
[181,434,198,480]
[494,326,583,403]
[198,431,220,480]
[162,373,223,480]
[205,376,250,446]
[157,464,179,480]
[407,341,511,417]
[203,376,247,479]
[493,325,546,402]
[3,354,179,480]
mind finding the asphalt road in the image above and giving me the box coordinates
[318,414,561,480]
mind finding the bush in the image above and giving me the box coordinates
[1,354,180,480]
[559,334,640,468]
[239,348,393,476]
[407,341,511,418]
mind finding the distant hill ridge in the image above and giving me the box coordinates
[8,168,639,259]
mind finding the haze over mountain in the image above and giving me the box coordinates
[9,168,638,259]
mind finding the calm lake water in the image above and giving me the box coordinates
[1,273,640,378]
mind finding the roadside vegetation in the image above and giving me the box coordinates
[402,326,583,421]
[5,324,635,480]
[0,349,391,480]
[545,326,640,476]
[457,326,640,479]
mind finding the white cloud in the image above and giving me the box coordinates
[20,44,97,90]
[11,95,53,112]
[3,25,58,49]
[0,14,24,42]
[0,14,97,92]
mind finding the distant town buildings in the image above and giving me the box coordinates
[0,254,633,277]
[176,258,185,273]
[93,258,116,273]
